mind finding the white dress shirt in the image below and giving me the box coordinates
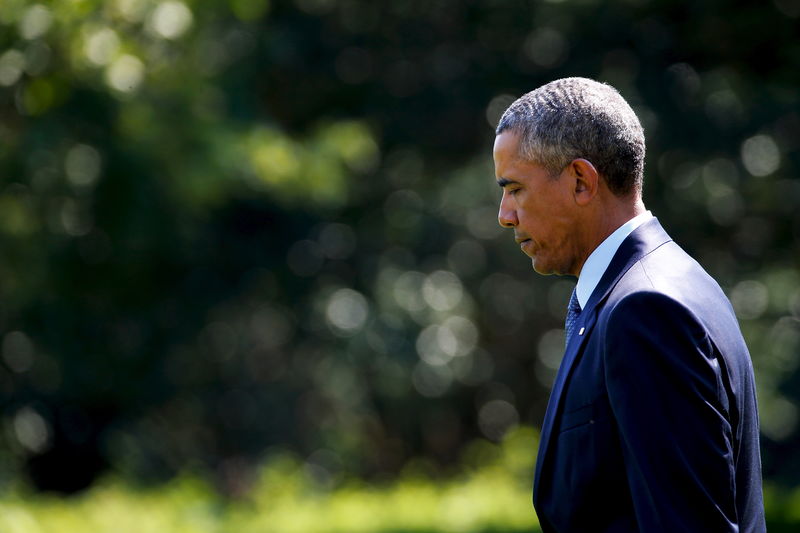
[575,211,653,309]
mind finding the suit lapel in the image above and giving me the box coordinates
[533,218,673,502]
[533,293,599,498]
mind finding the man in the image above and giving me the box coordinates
[493,78,765,532]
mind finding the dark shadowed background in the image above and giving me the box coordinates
[0,0,799,527]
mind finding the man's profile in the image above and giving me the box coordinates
[493,78,765,532]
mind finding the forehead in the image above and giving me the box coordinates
[493,131,524,177]
[493,131,559,189]
[493,131,521,162]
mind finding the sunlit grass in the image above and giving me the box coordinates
[3,425,799,533]
[0,428,541,533]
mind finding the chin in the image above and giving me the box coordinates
[531,258,555,276]
[531,255,569,277]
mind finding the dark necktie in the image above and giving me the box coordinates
[564,287,582,347]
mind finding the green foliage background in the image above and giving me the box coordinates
[0,0,799,529]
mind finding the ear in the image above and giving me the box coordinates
[566,158,599,206]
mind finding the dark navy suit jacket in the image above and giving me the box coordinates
[533,219,766,532]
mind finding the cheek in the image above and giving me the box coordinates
[519,203,548,233]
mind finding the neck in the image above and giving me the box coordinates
[571,197,646,277]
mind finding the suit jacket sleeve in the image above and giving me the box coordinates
[604,291,740,532]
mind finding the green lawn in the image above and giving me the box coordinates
[2,426,798,533]
[0,429,540,533]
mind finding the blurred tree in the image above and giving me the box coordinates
[0,0,798,495]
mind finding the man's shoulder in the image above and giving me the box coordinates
[613,238,720,302]
[602,240,744,348]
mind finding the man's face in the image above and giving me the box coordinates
[493,131,581,276]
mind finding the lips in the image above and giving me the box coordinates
[515,235,535,256]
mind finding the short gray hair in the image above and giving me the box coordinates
[496,77,645,197]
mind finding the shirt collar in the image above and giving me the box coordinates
[575,211,653,309]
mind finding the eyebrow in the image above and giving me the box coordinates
[496,177,519,188]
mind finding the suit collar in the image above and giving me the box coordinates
[581,217,672,316]
[533,217,673,503]
[575,210,653,308]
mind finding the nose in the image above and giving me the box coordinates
[498,193,517,228]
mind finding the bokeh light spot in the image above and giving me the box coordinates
[2,331,35,373]
[416,325,451,366]
[466,206,503,239]
[106,54,145,93]
[65,144,102,187]
[84,28,121,67]
[0,50,25,86]
[422,270,463,311]
[524,27,569,68]
[19,4,52,40]
[14,407,51,453]
[741,134,780,177]
[326,288,369,336]
[442,315,478,357]
[761,395,798,441]
[115,0,150,22]
[535,329,565,387]
[149,1,194,40]
[485,94,516,129]
[393,271,427,313]
[59,198,93,236]
[730,280,769,320]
